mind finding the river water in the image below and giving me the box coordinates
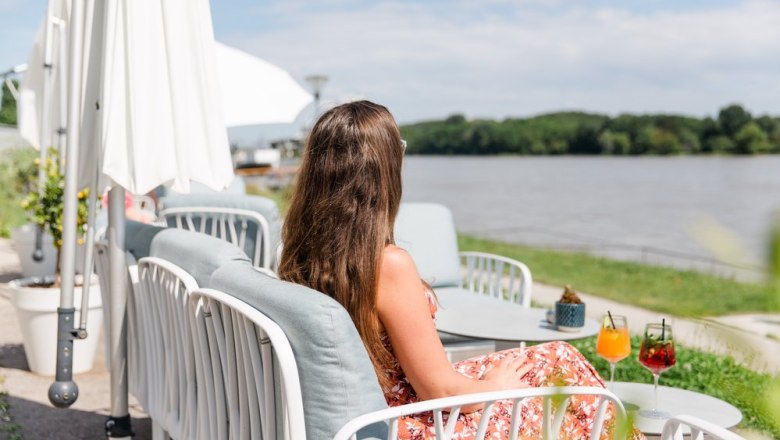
[401,156,780,281]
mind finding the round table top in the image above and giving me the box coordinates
[434,289,600,342]
[612,381,743,435]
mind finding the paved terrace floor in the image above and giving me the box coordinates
[1,237,779,439]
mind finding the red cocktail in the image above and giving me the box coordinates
[638,322,675,420]
[638,339,676,374]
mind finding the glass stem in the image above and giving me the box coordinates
[652,373,660,411]
[608,362,616,391]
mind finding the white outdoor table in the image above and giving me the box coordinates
[435,289,600,343]
[612,381,743,435]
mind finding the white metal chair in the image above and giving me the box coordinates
[334,386,626,440]
[460,251,532,306]
[662,415,746,440]
[395,203,533,359]
[158,206,273,270]
[394,203,532,304]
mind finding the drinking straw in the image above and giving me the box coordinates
[661,318,666,340]
[607,311,616,329]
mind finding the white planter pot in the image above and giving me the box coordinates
[9,276,103,376]
[10,224,57,278]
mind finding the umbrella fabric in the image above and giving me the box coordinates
[92,0,234,195]
[215,42,313,127]
[17,0,69,152]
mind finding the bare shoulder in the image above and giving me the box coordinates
[380,245,418,278]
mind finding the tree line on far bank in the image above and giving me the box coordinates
[399,104,780,155]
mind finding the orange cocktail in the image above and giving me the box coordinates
[596,326,631,363]
[595,314,630,389]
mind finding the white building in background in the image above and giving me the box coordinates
[0,124,29,152]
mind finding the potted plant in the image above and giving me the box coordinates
[8,148,103,376]
[555,285,586,332]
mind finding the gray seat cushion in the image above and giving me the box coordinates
[394,202,461,288]
[210,260,387,439]
[149,228,251,287]
[158,193,282,267]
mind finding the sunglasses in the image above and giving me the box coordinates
[401,139,407,152]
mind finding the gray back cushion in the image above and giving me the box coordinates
[125,220,167,261]
[394,202,461,288]
[210,261,387,439]
[149,228,251,287]
[158,193,282,267]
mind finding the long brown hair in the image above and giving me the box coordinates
[278,100,403,389]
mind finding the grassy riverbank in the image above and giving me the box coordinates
[458,235,777,317]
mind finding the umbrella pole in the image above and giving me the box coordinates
[105,186,133,438]
[48,0,85,409]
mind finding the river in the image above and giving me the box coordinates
[401,156,780,281]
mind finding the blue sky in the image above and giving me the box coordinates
[2,0,779,144]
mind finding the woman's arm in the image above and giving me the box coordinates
[376,246,531,408]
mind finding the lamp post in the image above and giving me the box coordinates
[304,74,328,122]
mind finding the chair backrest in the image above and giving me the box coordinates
[135,229,251,439]
[209,260,388,440]
[662,415,746,440]
[190,286,305,440]
[334,386,627,440]
[136,256,200,440]
[158,193,281,270]
[149,227,251,287]
[394,202,461,288]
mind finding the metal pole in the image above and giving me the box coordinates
[33,8,56,264]
[48,0,84,409]
[54,17,68,155]
[105,186,133,438]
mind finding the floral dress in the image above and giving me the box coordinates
[381,291,644,439]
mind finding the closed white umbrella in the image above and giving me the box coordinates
[22,1,233,437]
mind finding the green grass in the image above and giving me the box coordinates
[568,336,780,439]
[245,182,293,216]
[458,234,777,317]
[0,147,37,238]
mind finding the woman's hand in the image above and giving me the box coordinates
[481,354,533,390]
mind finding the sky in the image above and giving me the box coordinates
[1,0,779,144]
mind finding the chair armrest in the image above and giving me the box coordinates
[334,386,624,440]
[661,415,746,440]
[459,251,533,307]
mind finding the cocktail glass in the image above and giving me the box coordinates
[596,314,631,391]
[638,322,676,419]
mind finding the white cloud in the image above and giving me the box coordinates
[200,0,780,122]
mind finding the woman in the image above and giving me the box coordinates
[279,101,641,439]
